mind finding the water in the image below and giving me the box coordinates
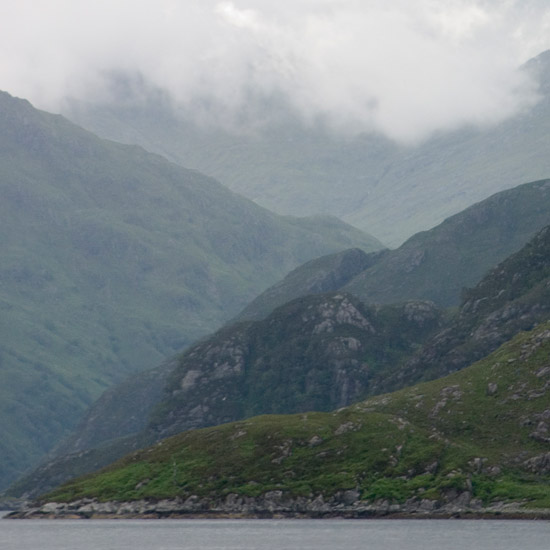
[0,517,548,550]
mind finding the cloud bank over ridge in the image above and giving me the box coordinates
[1,0,550,142]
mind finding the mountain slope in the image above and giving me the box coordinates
[0,90,381,490]
[28,321,550,517]
[232,178,550,313]
[6,295,442,499]
[234,247,385,322]
[148,295,442,441]
[63,51,550,246]
[374,224,550,395]
[11,194,550,499]
[344,179,550,307]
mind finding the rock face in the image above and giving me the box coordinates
[10,491,545,520]
[371,225,550,394]
[149,293,442,439]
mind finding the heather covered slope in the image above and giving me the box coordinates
[0,90,380,490]
[35,321,550,516]
[64,51,550,246]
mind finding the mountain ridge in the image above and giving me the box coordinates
[63,51,550,246]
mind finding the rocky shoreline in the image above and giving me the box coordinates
[6,490,550,520]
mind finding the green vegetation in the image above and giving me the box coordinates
[0,90,380,490]
[344,179,550,307]
[46,322,550,510]
[12,221,550,500]
[148,295,442,439]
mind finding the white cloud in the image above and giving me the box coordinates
[215,2,262,31]
[1,0,549,142]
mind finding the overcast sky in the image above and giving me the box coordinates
[1,0,550,142]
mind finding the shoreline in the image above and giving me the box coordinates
[6,493,550,520]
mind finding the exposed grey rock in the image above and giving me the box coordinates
[523,452,550,474]
[11,489,550,519]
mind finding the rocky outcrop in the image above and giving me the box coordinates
[9,491,548,519]
[370,225,550,394]
[149,293,442,439]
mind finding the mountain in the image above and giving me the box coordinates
[10,183,550,499]
[7,295,442,499]
[20,320,550,518]
[65,220,550,449]
[234,247,384,322]
[238,178,550,314]
[0,90,381,491]
[344,179,550,307]
[148,295,442,441]
[62,51,550,246]
[373,224,550,395]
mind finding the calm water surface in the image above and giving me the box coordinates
[1,516,549,550]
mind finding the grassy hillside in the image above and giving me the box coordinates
[344,179,550,307]
[0,90,381,490]
[231,178,550,314]
[41,321,550,515]
[64,51,550,246]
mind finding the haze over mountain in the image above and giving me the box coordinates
[0,90,379,491]
[3,2,548,140]
[3,3,550,245]
[60,50,550,246]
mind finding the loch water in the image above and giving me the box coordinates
[1,517,549,550]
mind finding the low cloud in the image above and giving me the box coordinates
[1,0,550,142]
